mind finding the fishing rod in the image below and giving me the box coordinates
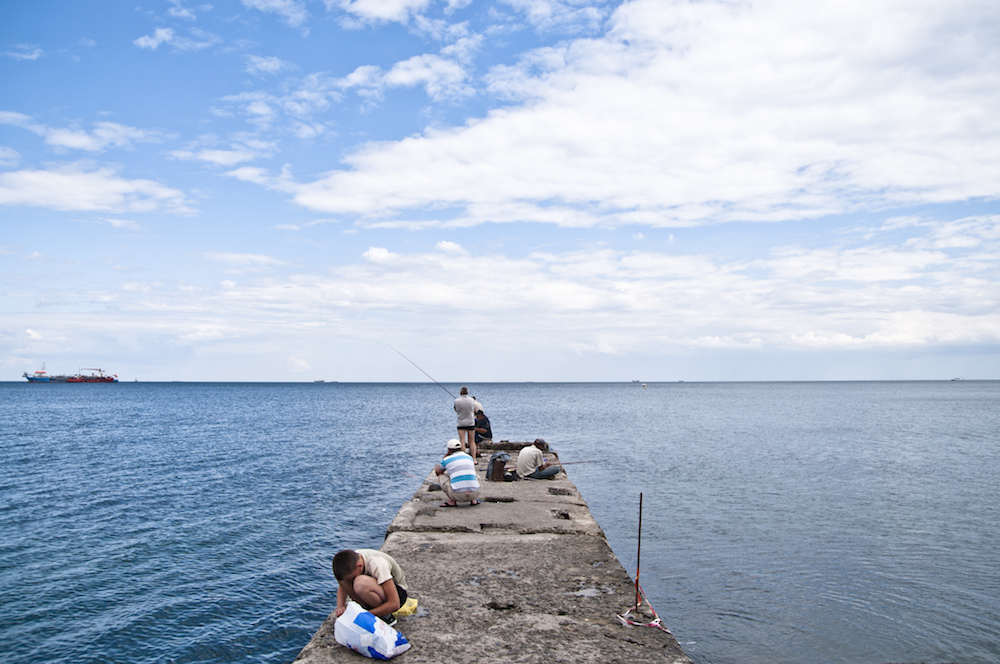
[383,342,457,399]
[557,459,623,465]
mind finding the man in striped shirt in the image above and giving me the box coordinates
[435,438,481,507]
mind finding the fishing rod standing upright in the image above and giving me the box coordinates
[636,492,643,609]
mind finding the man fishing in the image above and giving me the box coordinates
[454,386,478,462]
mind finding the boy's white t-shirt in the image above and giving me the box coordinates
[356,549,408,589]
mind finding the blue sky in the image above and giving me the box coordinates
[2,0,998,382]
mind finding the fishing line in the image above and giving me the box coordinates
[383,342,457,399]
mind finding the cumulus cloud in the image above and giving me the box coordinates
[8,213,995,379]
[0,163,193,214]
[90,213,999,357]
[435,240,467,254]
[339,53,473,103]
[241,0,1000,229]
[242,0,310,27]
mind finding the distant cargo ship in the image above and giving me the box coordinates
[23,366,118,383]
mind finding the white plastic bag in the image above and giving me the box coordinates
[334,602,411,660]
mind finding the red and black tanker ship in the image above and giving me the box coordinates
[23,365,118,383]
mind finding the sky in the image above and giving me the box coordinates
[1,0,999,382]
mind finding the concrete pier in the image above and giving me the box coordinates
[295,444,691,664]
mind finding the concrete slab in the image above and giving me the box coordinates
[294,446,691,664]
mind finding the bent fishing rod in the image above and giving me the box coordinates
[383,342,457,399]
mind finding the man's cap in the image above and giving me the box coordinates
[534,438,546,444]
[447,439,462,450]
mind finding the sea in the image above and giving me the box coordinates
[1,381,998,664]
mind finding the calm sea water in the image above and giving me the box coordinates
[1,381,998,664]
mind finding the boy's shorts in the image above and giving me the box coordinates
[360,582,408,613]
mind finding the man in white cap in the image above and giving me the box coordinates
[434,438,481,507]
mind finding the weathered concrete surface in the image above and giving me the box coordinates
[295,446,691,664]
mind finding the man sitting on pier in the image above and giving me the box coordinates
[333,549,409,625]
[516,438,562,479]
[434,438,481,507]
[474,407,492,446]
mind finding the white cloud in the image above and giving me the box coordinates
[167,0,207,20]
[242,0,310,27]
[386,54,472,100]
[176,147,259,166]
[328,0,432,25]
[0,163,193,214]
[362,246,399,264]
[0,112,161,152]
[134,28,176,49]
[338,53,473,103]
[225,164,298,193]
[8,213,995,379]
[49,123,154,151]
[204,252,288,266]
[435,240,467,254]
[444,0,472,14]
[172,135,277,166]
[0,146,20,167]
[246,54,292,76]
[97,214,1000,357]
[288,356,311,371]
[133,27,220,51]
[99,217,143,230]
[5,46,44,61]
[250,0,1000,229]
[178,326,235,341]
[499,0,612,33]
[223,75,340,130]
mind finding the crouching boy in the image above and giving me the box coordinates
[333,549,408,623]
